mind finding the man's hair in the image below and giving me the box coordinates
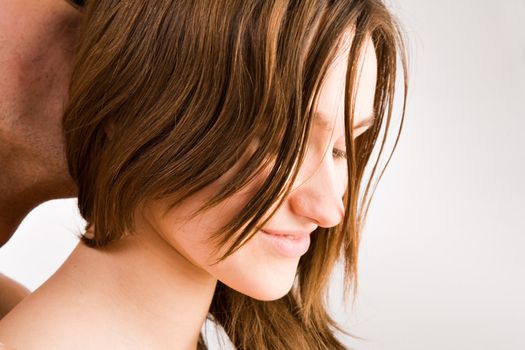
[63,0,407,348]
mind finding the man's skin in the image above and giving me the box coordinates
[0,0,81,318]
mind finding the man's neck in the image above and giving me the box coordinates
[0,153,70,246]
[0,177,43,246]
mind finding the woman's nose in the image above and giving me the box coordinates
[288,157,346,228]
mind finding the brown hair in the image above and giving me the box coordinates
[63,0,407,349]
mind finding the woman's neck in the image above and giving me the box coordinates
[0,224,217,350]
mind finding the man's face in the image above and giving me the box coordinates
[0,1,81,199]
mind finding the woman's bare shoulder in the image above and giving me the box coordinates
[0,285,86,350]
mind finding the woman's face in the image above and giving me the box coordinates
[142,37,377,301]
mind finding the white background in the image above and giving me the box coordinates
[1,1,524,349]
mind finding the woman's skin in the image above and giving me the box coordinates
[0,35,378,349]
[0,0,81,316]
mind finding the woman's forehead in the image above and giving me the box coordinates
[313,36,377,133]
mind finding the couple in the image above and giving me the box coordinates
[0,0,407,349]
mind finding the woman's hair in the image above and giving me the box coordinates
[63,0,407,349]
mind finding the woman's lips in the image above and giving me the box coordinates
[260,229,312,258]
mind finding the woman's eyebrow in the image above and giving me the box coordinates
[313,111,375,131]
[353,114,375,129]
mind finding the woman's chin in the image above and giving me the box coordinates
[220,270,297,302]
[248,286,294,302]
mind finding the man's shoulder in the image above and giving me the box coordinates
[0,274,29,320]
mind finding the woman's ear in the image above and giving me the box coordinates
[84,225,95,239]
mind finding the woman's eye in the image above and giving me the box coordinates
[332,148,347,160]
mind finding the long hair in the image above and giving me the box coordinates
[63,1,407,349]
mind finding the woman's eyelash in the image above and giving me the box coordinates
[332,148,347,159]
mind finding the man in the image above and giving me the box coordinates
[0,0,83,318]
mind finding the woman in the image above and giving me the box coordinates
[0,0,407,349]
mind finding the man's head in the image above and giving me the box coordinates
[0,0,82,244]
[0,1,82,199]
